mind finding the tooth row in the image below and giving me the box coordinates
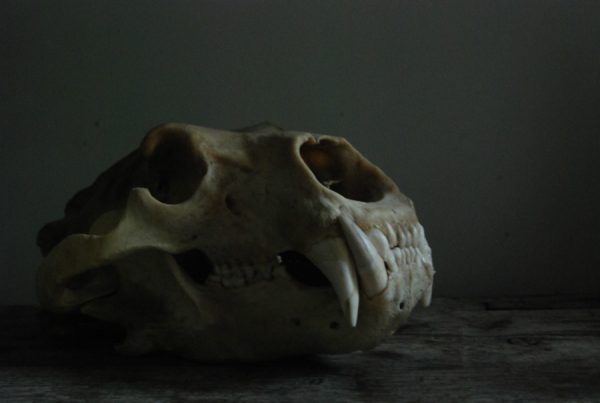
[369,223,434,308]
[378,223,432,263]
[384,223,427,249]
[194,218,432,327]
[207,262,282,288]
[391,246,423,266]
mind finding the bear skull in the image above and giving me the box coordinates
[36,122,434,361]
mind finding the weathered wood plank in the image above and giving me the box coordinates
[482,295,600,311]
[1,298,598,402]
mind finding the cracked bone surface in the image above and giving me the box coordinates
[36,122,434,362]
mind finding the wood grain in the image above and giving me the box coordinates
[1,297,598,402]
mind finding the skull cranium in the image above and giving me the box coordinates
[36,122,434,361]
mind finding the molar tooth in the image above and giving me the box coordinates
[242,265,255,281]
[259,267,272,280]
[272,264,287,279]
[229,277,244,287]
[385,223,397,247]
[305,237,359,327]
[231,269,243,280]
[207,274,221,284]
[339,216,388,298]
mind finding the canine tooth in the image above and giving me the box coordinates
[386,255,399,273]
[420,261,434,307]
[305,237,359,327]
[366,228,389,257]
[339,216,388,298]
[385,223,397,247]
[421,282,433,307]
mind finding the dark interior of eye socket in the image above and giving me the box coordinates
[172,249,214,284]
[300,139,389,202]
[145,129,207,204]
[279,251,332,287]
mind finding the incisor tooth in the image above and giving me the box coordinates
[339,216,388,298]
[406,226,414,247]
[391,249,403,272]
[409,225,419,246]
[416,223,425,245]
[366,228,389,257]
[399,228,408,247]
[385,223,397,247]
[305,237,359,327]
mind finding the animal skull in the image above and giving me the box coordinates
[36,122,434,361]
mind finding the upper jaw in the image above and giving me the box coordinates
[179,214,434,329]
[304,215,434,327]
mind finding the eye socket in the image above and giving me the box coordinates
[300,139,390,202]
[143,127,207,204]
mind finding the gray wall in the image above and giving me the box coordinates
[2,0,599,304]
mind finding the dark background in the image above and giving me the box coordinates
[2,0,599,304]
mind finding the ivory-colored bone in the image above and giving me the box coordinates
[36,122,434,361]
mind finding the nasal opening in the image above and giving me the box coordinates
[300,139,391,202]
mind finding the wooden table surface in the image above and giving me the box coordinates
[2,297,599,402]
